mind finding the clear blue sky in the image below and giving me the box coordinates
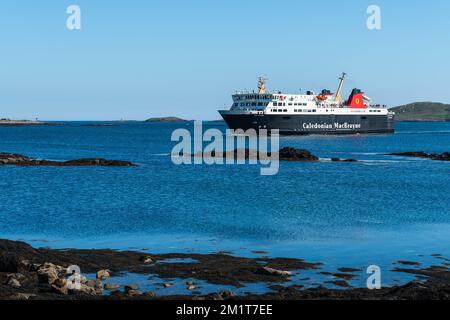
[1,0,449,120]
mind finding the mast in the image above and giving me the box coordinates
[258,76,268,94]
[335,72,347,102]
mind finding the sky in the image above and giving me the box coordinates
[0,0,449,120]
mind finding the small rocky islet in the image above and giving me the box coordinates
[212,148,450,163]
[197,147,358,163]
[0,153,136,167]
[386,151,450,161]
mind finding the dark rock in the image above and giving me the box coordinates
[124,284,139,291]
[278,147,319,162]
[331,273,357,280]
[63,158,136,167]
[387,151,450,161]
[85,279,103,295]
[124,284,141,296]
[325,280,352,288]
[143,291,156,298]
[198,147,320,162]
[0,252,20,272]
[0,153,136,167]
[331,158,358,162]
[430,152,450,161]
[395,261,421,266]
[219,290,236,299]
[337,268,362,273]
[10,293,36,300]
[104,283,121,290]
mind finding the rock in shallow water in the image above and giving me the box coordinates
[104,283,121,290]
[257,266,292,276]
[124,284,139,291]
[96,269,110,280]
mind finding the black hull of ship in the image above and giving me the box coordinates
[220,113,395,135]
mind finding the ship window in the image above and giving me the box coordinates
[288,103,292,106]
[278,109,282,112]
[234,103,238,107]
[283,109,287,112]
[273,102,278,107]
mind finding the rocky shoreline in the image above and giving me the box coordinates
[1,240,449,300]
[0,153,136,167]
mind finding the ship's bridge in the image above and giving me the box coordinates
[231,93,273,110]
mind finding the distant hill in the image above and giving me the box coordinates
[0,119,49,126]
[391,102,450,121]
[145,117,190,123]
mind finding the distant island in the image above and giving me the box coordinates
[0,119,50,126]
[391,102,450,121]
[145,117,190,123]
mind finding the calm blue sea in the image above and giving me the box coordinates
[1,121,449,289]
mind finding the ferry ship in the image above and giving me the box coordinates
[219,73,395,134]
